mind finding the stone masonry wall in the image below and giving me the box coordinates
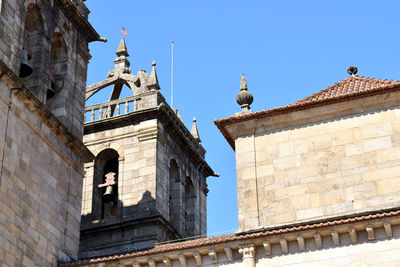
[229,91,400,231]
[0,80,85,266]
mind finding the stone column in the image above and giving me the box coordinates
[239,244,256,267]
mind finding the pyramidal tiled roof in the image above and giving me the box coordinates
[292,76,400,106]
[215,75,400,149]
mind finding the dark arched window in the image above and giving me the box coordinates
[169,159,181,232]
[184,177,196,237]
[47,32,67,99]
[93,149,119,220]
[20,3,45,96]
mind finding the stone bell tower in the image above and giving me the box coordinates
[79,39,216,258]
[0,0,100,265]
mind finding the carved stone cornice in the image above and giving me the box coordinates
[54,0,99,42]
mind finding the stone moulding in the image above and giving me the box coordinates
[54,0,100,42]
[63,207,400,266]
[0,60,94,165]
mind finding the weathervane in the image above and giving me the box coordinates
[120,26,128,38]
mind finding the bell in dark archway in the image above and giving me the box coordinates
[103,185,114,202]
[47,80,55,98]
[19,49,33,78]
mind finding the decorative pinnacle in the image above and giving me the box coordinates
[191,117,201,143]
[236,73,253,113]
[116,38,129,57]
[347,65,358,76]
[148,60,160,91]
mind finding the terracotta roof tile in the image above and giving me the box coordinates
[293,76,400,105]
[64,208,400,266]
[215,76,400,149]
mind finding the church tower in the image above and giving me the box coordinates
[79,39,216,258]
[0,0,99,265]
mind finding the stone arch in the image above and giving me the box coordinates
[184,176,196,237]
[169,159,182,232]
[92,143,123,158]
[93,149,120,220]
[20,3,46,96]
[47,32,68,99]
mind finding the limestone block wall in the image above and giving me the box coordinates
[0,80,86,265]
[228,92,400,231]
[0,0,23,75]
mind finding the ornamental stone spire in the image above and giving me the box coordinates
[113,38,131,74]
[191,117,201,143]
[116,37,129,57]
[148,61,160,91]
[236,73,253,113]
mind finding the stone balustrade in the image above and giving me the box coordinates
[85,96,140,123]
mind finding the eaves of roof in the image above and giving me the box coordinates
[215,79,400,150]
[63,208,400,266]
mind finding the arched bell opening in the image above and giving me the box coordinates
[169,159,181,232]
[184,177,196,237]
[47,32,68,100]
[20,3,45,97]
[93,149,119,220]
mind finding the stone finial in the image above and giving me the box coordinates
[148,60,160,91]
[347,65,358,76]
[240,73,248,90]
[116,37,129,57]
[236,73,253,113]
[113,38,131,74]
[191,117,201,143]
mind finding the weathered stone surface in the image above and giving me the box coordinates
[229,91,400,231]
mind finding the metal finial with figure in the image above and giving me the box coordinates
[347,65,358,76]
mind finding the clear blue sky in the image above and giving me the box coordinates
[85,0,400,236]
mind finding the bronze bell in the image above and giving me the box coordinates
[103,185,114,202]
[47,80,55,98]
[19,49,33,78]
